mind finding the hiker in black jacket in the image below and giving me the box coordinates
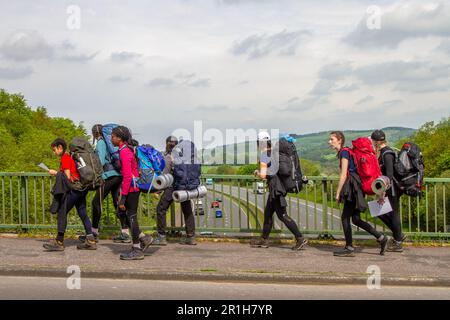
[250,132,307,250]
[371,130,405,252]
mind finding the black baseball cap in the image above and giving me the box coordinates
[371,130,386,141]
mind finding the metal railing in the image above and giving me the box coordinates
[0,172,449,239]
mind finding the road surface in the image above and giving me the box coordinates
[1,276,449,300]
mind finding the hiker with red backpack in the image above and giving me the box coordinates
[328,131,389,257]
[371,130,406,252]
[111,126,153,260]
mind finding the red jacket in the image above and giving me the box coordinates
[119,143,140,195]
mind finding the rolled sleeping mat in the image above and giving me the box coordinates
[172,186,208,203]
[152,174,174,190]
[371,175,392,195]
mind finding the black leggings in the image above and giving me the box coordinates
[118,192,141,244]
[262,196,302,239]
[57,190,92,240]
[92,176,129,229]
[377,188,403,241]
[342,199,382,247]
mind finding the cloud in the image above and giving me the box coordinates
[108,75,131,83]
[61,52,98,63]
[353,60,450,92]
[147,77,175,87]
[383,99,403,107]
[344,3,450,48]
[356,95,374,105]
[189,78,211,87]
[194,105,230,112]
[335,83,359,92]
[283,96,327,111]
[437,39,450,54]
[0,30,54,61]
[174,73,196,80]
[230,29,311,59]
[318,61,353,80]
[286,97,299,104]
[0,66,33,79]
[110,51,142,63]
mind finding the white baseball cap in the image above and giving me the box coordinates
[257,131,271,141]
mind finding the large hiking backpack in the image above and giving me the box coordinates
[276,137,304,193]
[69,137,103,190]
[382,142,424,197]
[101,123,121,172]
[172,140,202,191]
[342,137,381,195]
[134,144,166,193]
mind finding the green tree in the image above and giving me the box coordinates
[0,89,86,172]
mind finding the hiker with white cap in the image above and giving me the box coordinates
[251,131,308,250]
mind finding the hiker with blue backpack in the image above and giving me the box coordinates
[171,139,202,245]
[111,126,153,260]
[80,124,131,244]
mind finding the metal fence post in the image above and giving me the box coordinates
[322,178,328,231]
[20,176,28,226]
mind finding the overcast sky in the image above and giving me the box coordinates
[1,0,449,149]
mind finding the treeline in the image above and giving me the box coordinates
[0,89,86,172]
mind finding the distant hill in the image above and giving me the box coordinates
[201,127,416,174]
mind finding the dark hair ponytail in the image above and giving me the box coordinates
[112,126,133,145]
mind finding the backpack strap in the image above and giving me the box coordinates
[339,147,354,177]
[380,147,396,167]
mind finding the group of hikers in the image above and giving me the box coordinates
[43,124,424,260]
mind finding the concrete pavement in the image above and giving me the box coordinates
[0,237,449,287]
[1,276,450,300]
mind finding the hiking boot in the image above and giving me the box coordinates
[77,234,97,250]
[250,237,269,248]
[387,240,404,253]
[379,235,389,255]
[292,237,308,251]
[333,246,355,257]
[43,239,65,251]
[180,236,197,245]
[78,233,99,243]
[113,232,131,243]
[152,234,167,246]
[120,247,144,260]
[139,234,154,252]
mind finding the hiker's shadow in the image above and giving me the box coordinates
[101,243,161,255]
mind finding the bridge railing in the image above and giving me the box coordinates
[0,172,448,238]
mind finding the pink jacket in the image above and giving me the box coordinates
[119,143,140,195]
